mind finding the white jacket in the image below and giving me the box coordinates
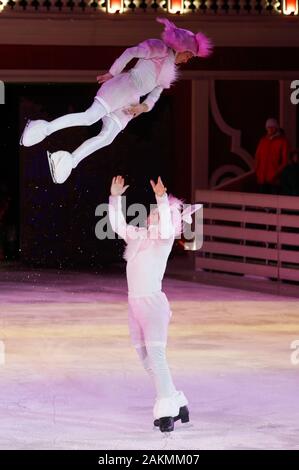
[109,39,180,112]
[108,193,175,297]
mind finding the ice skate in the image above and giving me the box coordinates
[20,119,49,147]
[154,405,189,428]
[153,390,185,433]
[159,416,174,433]
[153,390,189,430]
[47,150,73,184]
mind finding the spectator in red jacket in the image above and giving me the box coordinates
[254,118,289,194]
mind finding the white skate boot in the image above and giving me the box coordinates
[47,151,73,184]
[20,119,49,147]
[153,391,189,432]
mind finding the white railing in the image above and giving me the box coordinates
[195,189,299,287]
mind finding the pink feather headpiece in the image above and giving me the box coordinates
[156,17,213,58]
[168,194,184,237]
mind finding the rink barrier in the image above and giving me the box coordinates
[194,189,299,292]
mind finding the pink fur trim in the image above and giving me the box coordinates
[168,194,184,237]
[155,57,181,89]
[195,32,213,58]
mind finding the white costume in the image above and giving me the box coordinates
[20,39,179,184]
[108,192,188,422]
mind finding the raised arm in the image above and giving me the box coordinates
[150,177,174,239]
[109,176,130,242]
[109,176,148,242]
[156,193,174,239]
[109,39,168,77]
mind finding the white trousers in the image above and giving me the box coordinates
[45,72,141,168]
[128,291,177,400]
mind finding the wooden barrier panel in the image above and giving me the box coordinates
[203,224,278,243]
[204,208,279,225]
[196,257,279,278]
[195,190,299,284]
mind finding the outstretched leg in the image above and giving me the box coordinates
[47,115,123,184]
[72,115,122,168]
[46,99,107,135]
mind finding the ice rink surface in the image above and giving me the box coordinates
[0,268,298,450]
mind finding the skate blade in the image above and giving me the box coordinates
[19,119,31,146]
[47,151,57,184]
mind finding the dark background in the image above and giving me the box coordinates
[8,82,189,269]
[0,77,294,268]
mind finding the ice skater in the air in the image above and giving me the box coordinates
[20,17,212,184]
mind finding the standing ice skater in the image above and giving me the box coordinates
[108,175,190,433]
[20,17,212,184]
